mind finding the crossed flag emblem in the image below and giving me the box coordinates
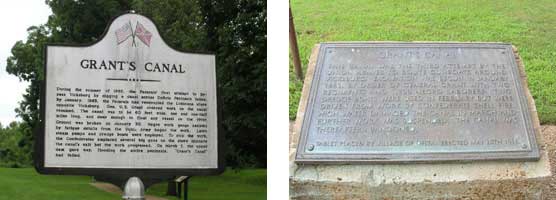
[115,21,153,47]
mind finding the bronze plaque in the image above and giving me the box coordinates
[295,43,540,163]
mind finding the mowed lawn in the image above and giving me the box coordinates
[289,0,556,124]
[0,168,266,200]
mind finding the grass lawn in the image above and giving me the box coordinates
[148,169,266,200]
[289,0,556,124]
[0,168,266,200]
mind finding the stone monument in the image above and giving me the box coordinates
[290,42,552,199]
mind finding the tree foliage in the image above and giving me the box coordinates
[211,0,266,167]
[5,0,266,168]
[0,122,32,167]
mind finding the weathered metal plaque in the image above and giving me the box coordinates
[295,42,540,163]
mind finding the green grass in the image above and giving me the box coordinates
[0,168,266,200]
[0,168,118,200]
[289,0,556,124]
[148,169,267,200]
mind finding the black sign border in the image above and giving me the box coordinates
[35,11,224,177]
[295,42,541,164]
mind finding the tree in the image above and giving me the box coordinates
[210,0,267,167]
[0,122,31,167]
[6,0,133,165]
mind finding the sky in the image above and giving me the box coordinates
[0,1,51,126]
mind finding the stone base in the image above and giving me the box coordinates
[289,43,552,199]
[290,153,551,199]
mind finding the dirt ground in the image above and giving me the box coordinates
[540,126,556,196]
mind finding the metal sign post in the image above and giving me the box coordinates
[175,176,191,200]
[289,6,303,80]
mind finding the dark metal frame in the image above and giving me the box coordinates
[35,11,224,176]
[295,42,541,164]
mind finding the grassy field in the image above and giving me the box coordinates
[148,169,266,200]
[0,168,266,200]
[289,0,556,124]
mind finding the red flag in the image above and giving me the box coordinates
[135,22,152,47]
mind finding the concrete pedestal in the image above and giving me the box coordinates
[289,43,552,199]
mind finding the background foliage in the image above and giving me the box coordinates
[0,122,32,168]
[3,0,266,168]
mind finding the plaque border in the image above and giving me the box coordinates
[295,42,540,163]
[35,12,225,176]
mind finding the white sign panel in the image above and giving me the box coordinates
[40,13,220,172]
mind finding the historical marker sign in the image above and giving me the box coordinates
[296,42,540,163]
[37,13,223,175]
